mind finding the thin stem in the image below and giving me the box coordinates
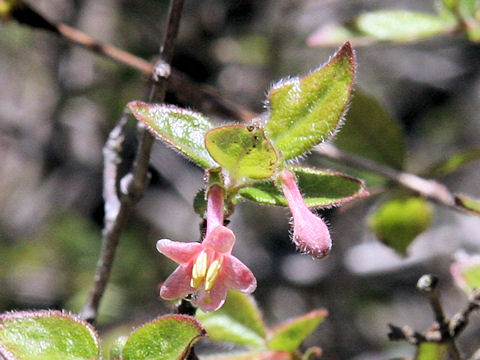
[315,143,458,210]
[10,2,254,123]
[417,275,463,360]
[80,0,185,323]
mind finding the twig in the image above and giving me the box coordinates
[9,1,254,123]
[450,289,480,337]
[80,0,185,323]
[417,275,463,360]
[314,143,458,210]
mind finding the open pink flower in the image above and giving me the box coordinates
[157,185,256,312]
[157,225,256,312]
[280,169,331,259]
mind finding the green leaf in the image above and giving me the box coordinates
[121,315,205,360]
[265,42,355,160]
[415,342,448,360]
[205,125,278,180]
[238,166,368,208]
[368,196,433,255]
[455,194,480,216]
[267,310,327,353]
[128,101,216,168]
[0,310,100,360]
[196,291,266,348]
[335,91,406,169]
[459,0,479,19]
[355,11,456,42]
[109,336,127,360]
[442,0,460,10]
[193,188,207,217]
[451,252,480,293]
[425,147,480,177]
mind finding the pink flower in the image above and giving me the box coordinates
[157,185,256,312]
[280,170,331,259]
[157,225,256,312]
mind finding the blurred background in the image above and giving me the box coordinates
[1,0,480,359]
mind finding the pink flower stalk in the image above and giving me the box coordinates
[280,170,331,259]
[157,185,256,312]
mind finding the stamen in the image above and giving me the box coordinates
[191,251,208,289]
[205,259,222,291]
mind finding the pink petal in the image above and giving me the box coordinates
[157,239,202,264]
[203,225,235,254]
[223,255,257,293]
[206,185,224,236]
[280,170,331,259]
[194,277,228,312]
[160,264,194,300]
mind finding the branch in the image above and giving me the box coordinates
[9,1,254,123]
[314,143,459,211]
[80,0,185,323]
[417,275,462,360]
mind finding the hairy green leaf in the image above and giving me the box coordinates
[0,310,99,360]
[205,125,278,180]
[128,101,216,168]
[121,315,205,360]
[196,291,266,348]
[368,197,433,255]
[267,310,327,352]
[265,42,355,159]
[355,11,455,42]
[335,91,405,169]
[415,342,448,360]
[238,166,368,208]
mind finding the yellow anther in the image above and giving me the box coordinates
[204,259,222,291]
[191,251,208,289]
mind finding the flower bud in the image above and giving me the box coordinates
[280,170,331,258]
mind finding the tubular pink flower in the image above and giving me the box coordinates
[157,185,256,312]
[280,169,331,259]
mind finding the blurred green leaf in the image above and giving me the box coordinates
[128,101,216,168]
[459,0,479,18]
[193,188,207,217]
[0,0,20,19]
[121,315,205,360]
[205,125,278,180]
[415,342,448,360]
[442,0,460,10]
[455,194,480,216]
[425,147,480,177]
[265,42,355,159]
[355,11,455,42]
[368,197,433,255]
[267,310,327,352]
[0,310,99,360]
[335,91,406,169]
[238,165,368,208]
[196,291,266,348]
